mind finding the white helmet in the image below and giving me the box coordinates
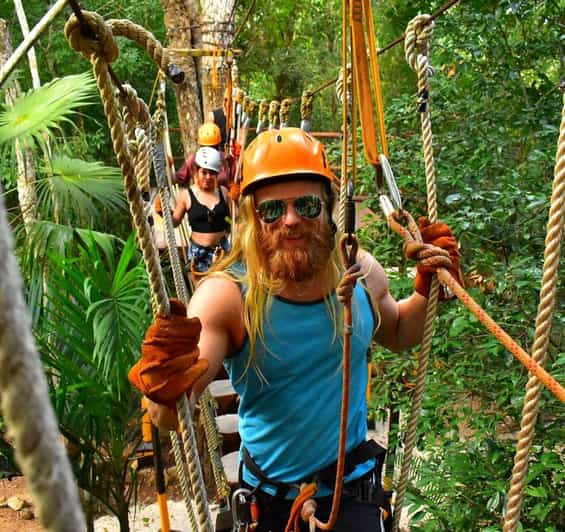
[195,147,221,173]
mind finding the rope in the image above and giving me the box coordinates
[280,98,292,128]
[170,431,199,531]
[300,89,314,132]
[0,192,86,532]
[268,100,281,129]
[200,389,231,500]
[503,92,565,531]
[257,99,269,133]
[153,80,231,509]
[65,12,213,530]
[337,3,350,234]
[392,15,438,532]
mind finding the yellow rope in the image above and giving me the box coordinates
[392,15,438,532]
[503,91,565,532]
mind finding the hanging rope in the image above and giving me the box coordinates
[392,15,439,532]
[64,12,213,530]
[279,98,292,128]
[155,67,232,515]
[503,91,565,531]
[257,99,269,133]
[300,89,314,132]
[0,195,86,532]
[268,100,281,129]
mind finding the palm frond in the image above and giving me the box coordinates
[0,72,96,147]
[36,154,125,224]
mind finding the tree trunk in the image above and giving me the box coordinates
[161,0,203,157]
[199,0,236,116]
[0,19,37,230]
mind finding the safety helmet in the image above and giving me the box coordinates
[195,147,222,173]
[198,123,222,147]
[241,128,337,195]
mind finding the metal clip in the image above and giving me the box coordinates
[231,488,252,531]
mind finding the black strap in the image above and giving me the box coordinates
[316,439,386,488]
[241,447,292,499]
[241,440,386,499]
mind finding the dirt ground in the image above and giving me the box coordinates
[0,470,196,532]
[0,476,42,531]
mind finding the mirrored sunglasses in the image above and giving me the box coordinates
[255,194,324,224]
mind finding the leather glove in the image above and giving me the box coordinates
[228,182,240,201]
[337,263,363,304]
[408,217,464,300]
[128,299,209,408]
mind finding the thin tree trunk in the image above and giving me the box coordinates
[199,0,236,116]
[13,0,41,88]
[0,19,37,230]
[161,0,203,157]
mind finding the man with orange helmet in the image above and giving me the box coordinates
[132,128,463,531]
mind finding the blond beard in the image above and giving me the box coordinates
[257,220,333,282]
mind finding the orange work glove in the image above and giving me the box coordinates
[228,182,240,201]
[408,217,464,300]
[128,299,208,408]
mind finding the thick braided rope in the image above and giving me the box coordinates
[257,99,269,132]
[108,19,168,72]
[268,100,281,129]
[503,94,565,531]
[300,89,314,132]
[393,16,439,532]
[153,93,230,511]
[134,127,151,195]
[170,431,199,532]
[0,194,86,531]
[178,393,213,530]
[200,389,231,500]
[150,103,214,528]
[280,98,292,128]
[65,15,213,529]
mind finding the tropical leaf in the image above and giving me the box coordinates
[0,72,96,147]
[36,154,125,225]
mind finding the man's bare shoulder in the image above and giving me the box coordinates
[188,274,243,319]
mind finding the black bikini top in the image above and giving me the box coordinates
[187,187,230,233]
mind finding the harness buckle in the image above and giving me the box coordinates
[231,488,259,531]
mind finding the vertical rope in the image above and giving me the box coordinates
[170,431,199,531]
[65,13,212,529]
[393,15,438,532]
[0,192,86,532]
[337,2,350,233]
[503,93,565,531]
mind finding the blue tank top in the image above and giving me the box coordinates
[224,267,377,498]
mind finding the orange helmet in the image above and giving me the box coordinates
[241,128,337,195]
[198,123,222,147]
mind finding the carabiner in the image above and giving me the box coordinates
[231,487,252,531]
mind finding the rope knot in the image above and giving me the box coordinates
[64,11,119,64]
[404,14,434,73]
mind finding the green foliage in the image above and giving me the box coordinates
[37,154,126,225]
[36,233,151,528]
[0,72,96,147]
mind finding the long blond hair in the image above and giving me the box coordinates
[207,187,343,378]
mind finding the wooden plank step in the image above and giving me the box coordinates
[221,450,240,487]
[208,379,238,414]
[216,413,240,454]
